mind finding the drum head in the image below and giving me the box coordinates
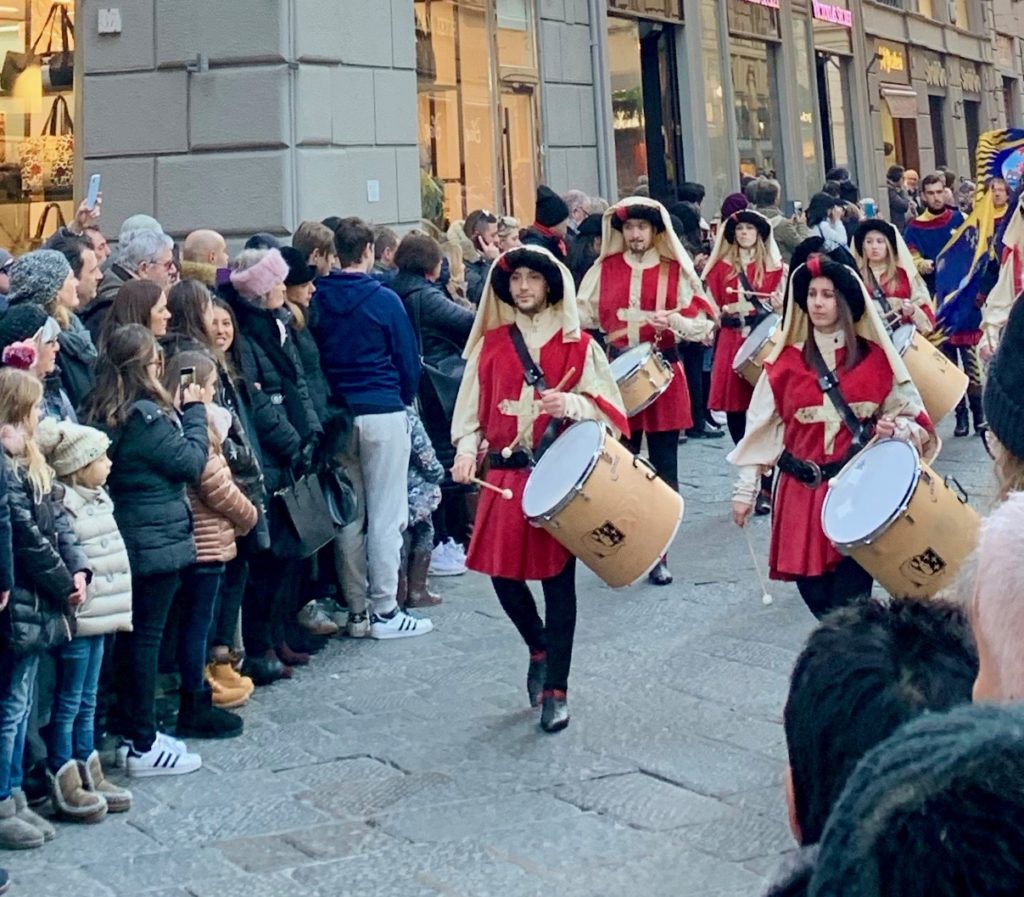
[821,440,919,546]
[609,343,651,379]
[522,420,603,519]
[891,325,914,354]
[734,313,779,366]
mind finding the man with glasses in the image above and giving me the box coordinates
[463,209,499,305]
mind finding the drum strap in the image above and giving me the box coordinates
[655,260,670,312]
[807,339,871,450]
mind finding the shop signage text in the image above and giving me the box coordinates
[812,1,853,27]
[741,0,781,10]
[878,45,906,76]
[961,66,982,93]
[923,58,948,88]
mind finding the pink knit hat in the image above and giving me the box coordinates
[229,248,289,300]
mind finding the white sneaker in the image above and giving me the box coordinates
[115,730,188,769]
[429,541,466,577]
[445,538,467,564]
[126,738,202,778]
[370,607,434,639]
[347,611,370,638]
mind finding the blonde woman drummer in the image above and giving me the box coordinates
[704,208,786,445]
[730,254,936,619]
[852,218,934,336]
[450,246,627,733]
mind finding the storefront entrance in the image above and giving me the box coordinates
[608,12,685,202]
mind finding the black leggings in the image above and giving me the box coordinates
[726,412,746,445]
[680,342,707,433]
[795,556,873,620]
[625,429,679,491]
[491,559,577,692]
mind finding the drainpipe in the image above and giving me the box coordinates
[589,0,617,199]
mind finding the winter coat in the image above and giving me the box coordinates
[189,450,258,564]
[59,484,132,637]
[42,371,77,423]
[887,183,915,231]
[223,286,318,494]
[390,271,474,370]
[407,409,443,526]
[756,205,811,264]
[58,314,97,411]
[3,461,89,655]
[101,400,208,577]
[82,263,133,343]
[0,458,12,594]
[465,258,491,305]
[312,270,421,416]
[521,225,568,262]
[289,322,330,429]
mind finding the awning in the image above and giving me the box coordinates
[881,85,918,119]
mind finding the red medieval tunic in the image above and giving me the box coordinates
[464,325,628,581]
[705,259,784,412]
[598,252,714,432]
[863,267,936,332]
[764,341,894,580]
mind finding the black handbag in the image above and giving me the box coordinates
[410,287,466,420]
[0,163,21,201]
[269,471,335,559]
[41,6,73,93]
[322,466,358,527]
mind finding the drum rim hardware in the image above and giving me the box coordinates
[522,419,604,522]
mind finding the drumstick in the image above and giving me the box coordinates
[743,526,774,606]
[863,399,912,451]
[471,477,513,500]
[726,286,777,299]
[500,367,578,459]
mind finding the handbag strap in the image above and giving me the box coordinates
[33,202,65,241]
[29,4,60,55]
[806,337,870,449]
[59,5,74,49]
[41,96,72,136]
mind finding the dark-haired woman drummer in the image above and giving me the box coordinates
[451,246,627,733]
[729,255,936,619]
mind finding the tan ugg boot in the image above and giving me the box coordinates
[0,796,42,849]
[49,760,107,824]
[79,752,132,814]
[12,789,54,840]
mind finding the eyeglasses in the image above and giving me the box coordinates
[147,257,176,272]
[980,425,995,460]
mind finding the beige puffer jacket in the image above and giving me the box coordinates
[189,450,258,564]
[60,485,132,637]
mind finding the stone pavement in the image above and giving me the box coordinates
[19,421,991,897]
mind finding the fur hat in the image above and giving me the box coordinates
[611,203,666,233]
[577,213,603,238]
[723,208,771,243]
[534,185,570,228]
[720,192,749,219]
[244,232,282,251]
[280,246,316,287]
[36,419,110,477]
[489,246,564,306]
[7,249,71,307]
[790,236,859,274]
[791,254,866,321]
[852,218,898,258]
[0,303,48,355]
[229,248,289,300]
[985,296,1024,458]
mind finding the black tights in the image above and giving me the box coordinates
[681,342,707,432]
[795,556,873,620]
[491,559,577,692]
[726,411,746,445]
[625,429,679,491]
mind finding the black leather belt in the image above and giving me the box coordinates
[777,450,846,489]
[487,451,532,470]
[720,315,759,330]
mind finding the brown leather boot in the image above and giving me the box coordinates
[49,760,107,824]
[406,548,442,608]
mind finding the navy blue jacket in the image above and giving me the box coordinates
[312,270,421,416]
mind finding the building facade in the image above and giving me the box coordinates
[0,0,1020,251]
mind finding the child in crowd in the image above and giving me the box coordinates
[402,407,444,609]
[0,367,89,849]
[162,352,257,736]
[37,418,133,821]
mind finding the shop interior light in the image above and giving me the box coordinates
[0,24,19,31]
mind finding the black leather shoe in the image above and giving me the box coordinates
[540,691,569,733]
[754,489,772,516]
[527,653,546,708]
[953,407,970,437]
[685,425,724,440]
[241,653,289,686]
[648,560,673,586]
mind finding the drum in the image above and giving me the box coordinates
[608,343,673,416]
[891,325,968,423]
[522,420,683,588]
[732,314,781,386]
[821,439,979,599]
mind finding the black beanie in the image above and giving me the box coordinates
[577,213,603,238]
[791,254,866,321]
[534,185,570,228]
[0,303,48,354]
[984,297,1024,458]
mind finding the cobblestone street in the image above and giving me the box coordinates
[20,421,991,897]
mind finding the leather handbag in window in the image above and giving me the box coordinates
[270,471,336,559]
[29,202,67,250]
[41,6,74,93]
[1,3,70,94]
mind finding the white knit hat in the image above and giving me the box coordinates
[37,419,110,477]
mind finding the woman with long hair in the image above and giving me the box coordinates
[81,324,208,776]
[730,255,935,619]
[98,281,171,348]
[851,218,934,335]
[162,280,217,360]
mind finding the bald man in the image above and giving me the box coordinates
[181,229,230,286]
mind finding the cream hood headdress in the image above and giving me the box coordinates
[702,208,783,277]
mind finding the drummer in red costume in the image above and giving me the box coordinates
[451,245,628,733]
[704,208,785,444]
[730,254,936,619]
[851,218,934,335]
[578,196,716,586]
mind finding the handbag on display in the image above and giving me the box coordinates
[0,164,21,202]
[269,471,336,560]
[29,202,67,250]
[41,6,74,93]
[20,95,74,198]
[1,3,73,94]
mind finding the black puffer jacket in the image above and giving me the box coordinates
[224,287,320,493]
[2,461,88,655]
[390,271,474,369]
[101,400,208,577]
[59,314,97,411]
[465,258,491,305]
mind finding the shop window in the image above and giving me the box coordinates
[793,20,820,201]
[951,0,970,29]
[732,38,781,181]
[963,99,980,168]
[608,16,646,198]
[0,0,77,254]
[917,0,934,18]
[608,0,684,23]
[817,54,852,174]
[929,95,947,167]
[416,0,539,228]
[727,0,780,39]
[1004,78,1019,128]
[700,0,731,209]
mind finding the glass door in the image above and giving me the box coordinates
[499,86,538,222]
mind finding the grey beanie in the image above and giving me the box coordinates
[7,249,72,307]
